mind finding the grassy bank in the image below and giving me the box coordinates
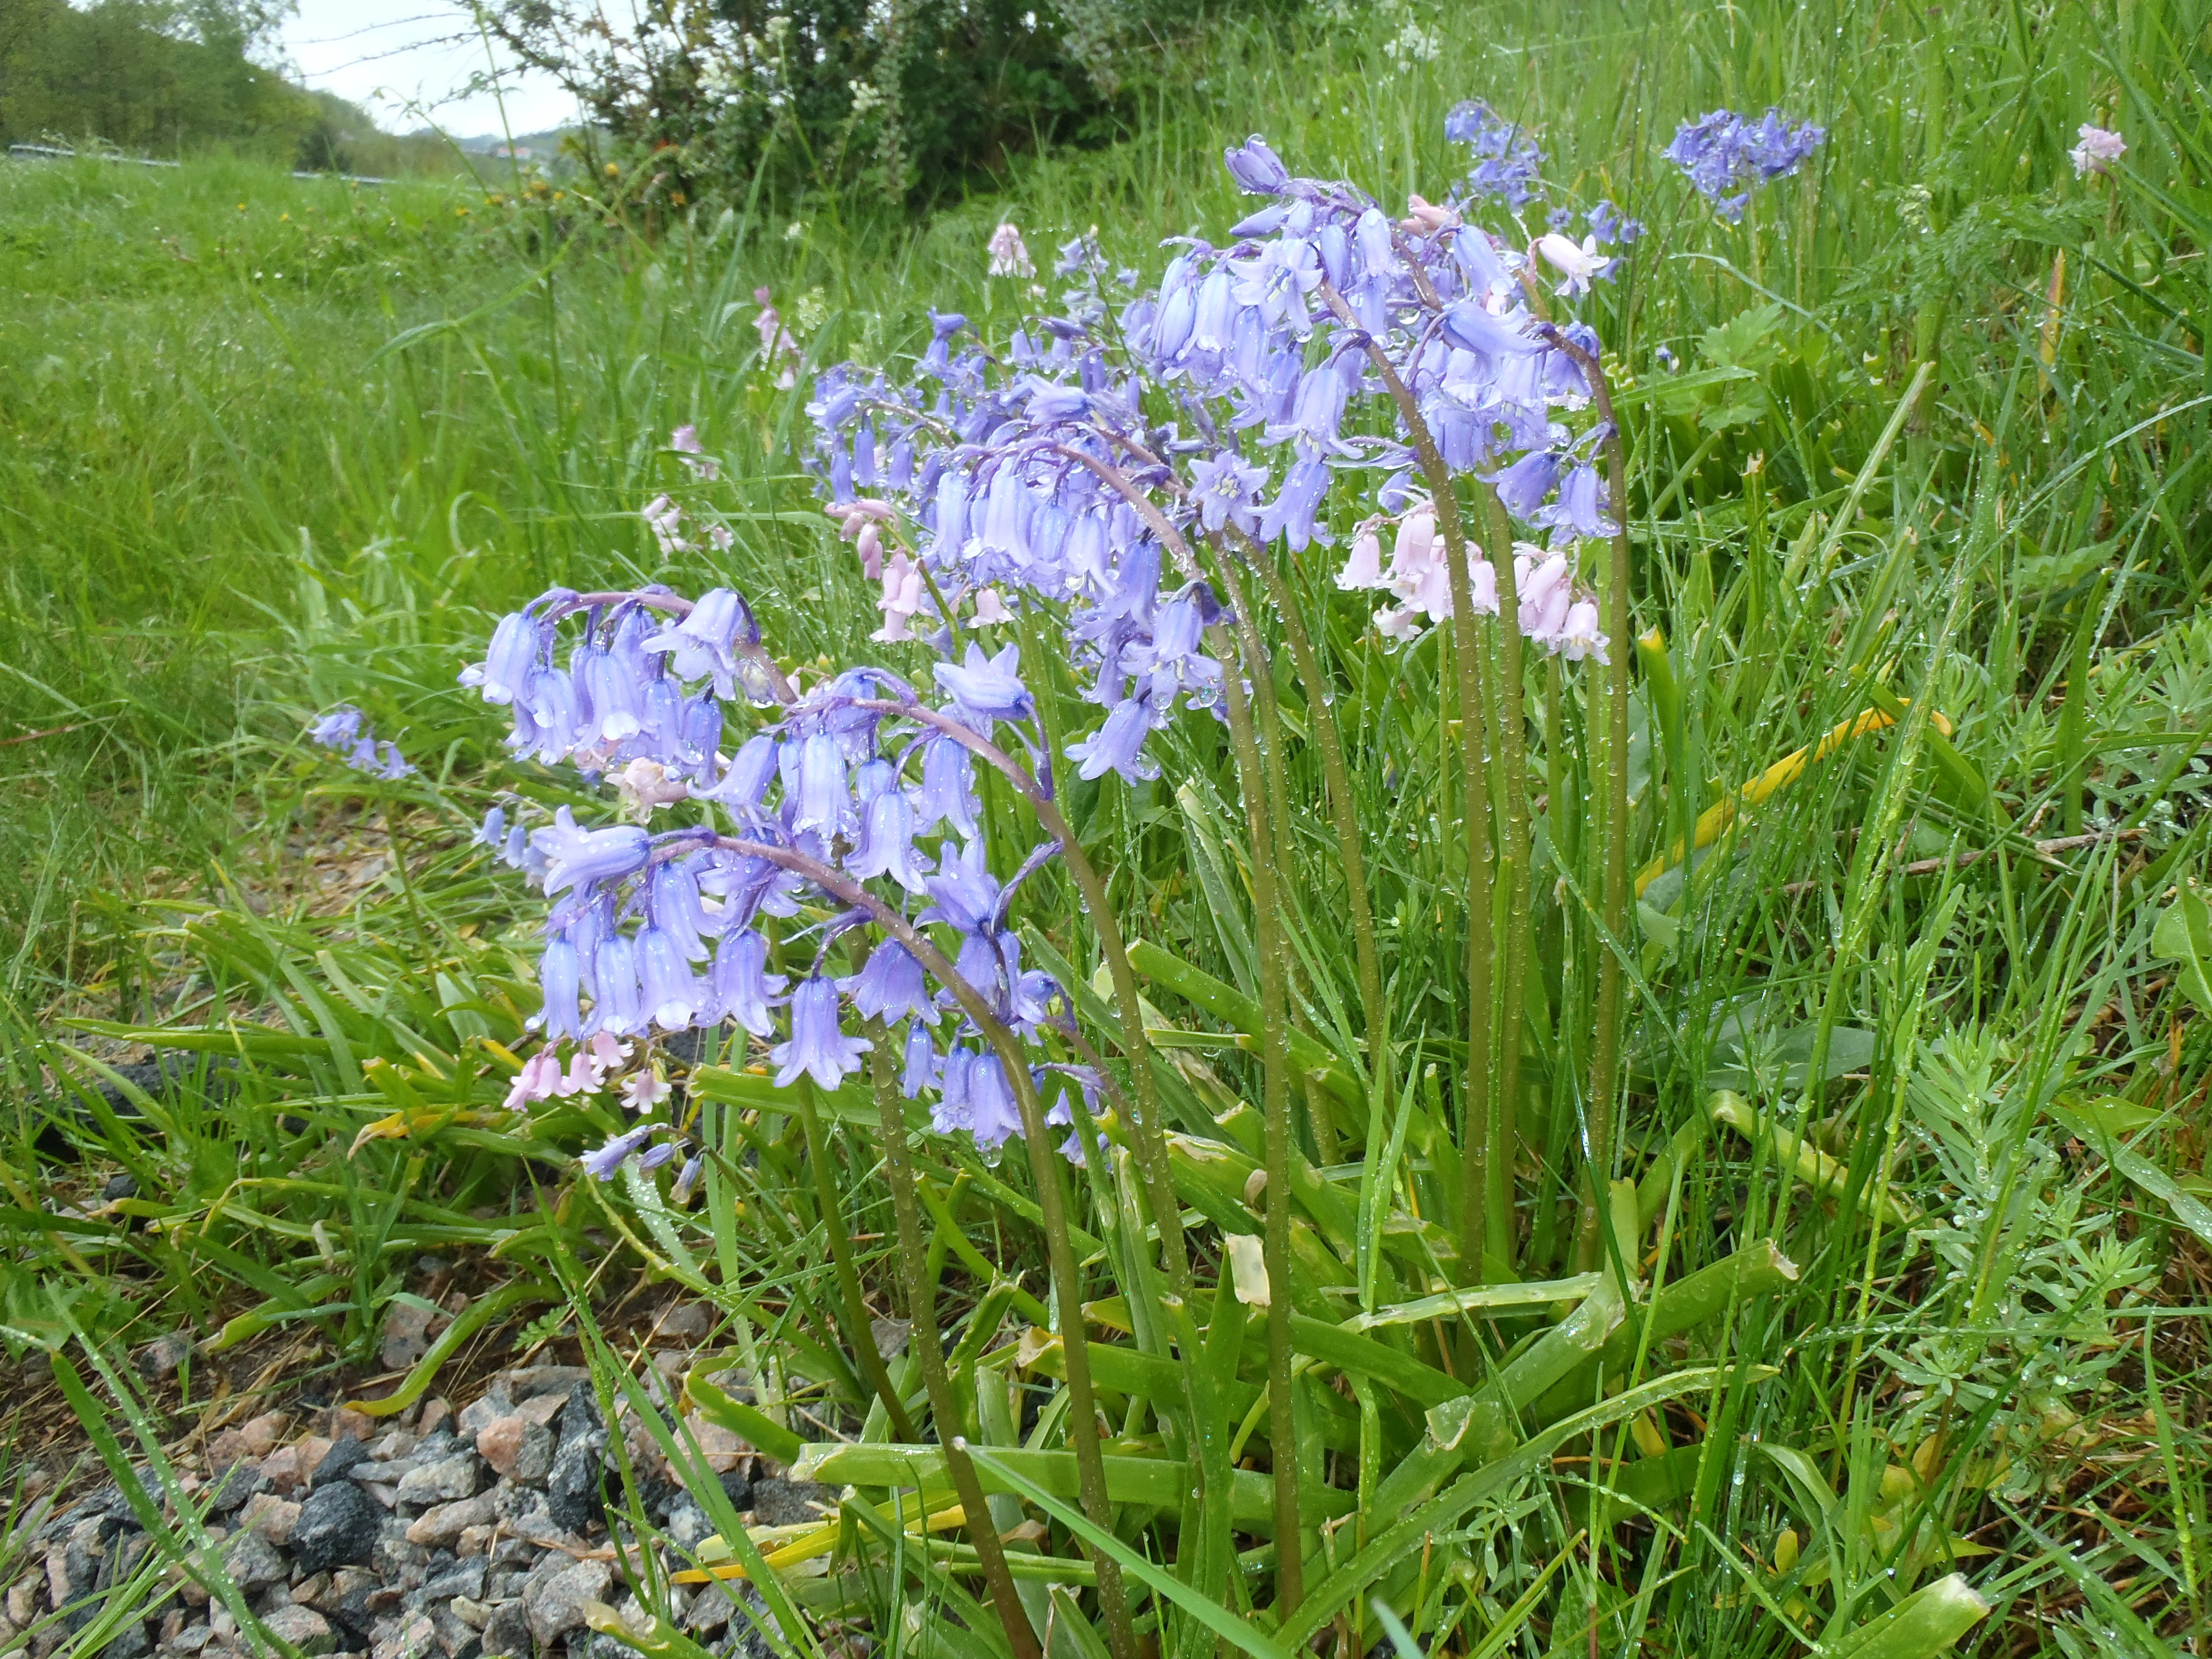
[2,0,2208,1652]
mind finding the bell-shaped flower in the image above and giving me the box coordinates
[913,735,982,838]
[1558,597,1609,663]
[538,937,584,1042]
[637,925,701,1031]
[465,610,544,705]
[706,928,786,1036]
[1191,452,1267,535]
[1337,525,1385,590]
[1516,549,1575,645]
[1256,452,1331,550]
[770,977,872,1089]
[840,941,936,1027]
[902,1020,940,1099]
[536,808,650,897]
[1065,695,1162,784]
[1224,135,1291,196]
[967,1053,1024,1150]
[791,733,851,837]
[1487,449,1566,521]
[934,642,1032,730]
[592,932,646,1036]
[503,1049,565,1111]
[1535,464,1616,539]
[847,787,933,893]
[581,1123,657,1180]
[1533,232,1609,298]
[920,837,1002,937]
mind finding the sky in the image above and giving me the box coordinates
[278,0,581,138]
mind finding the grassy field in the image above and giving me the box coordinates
[3,0,2210,1653]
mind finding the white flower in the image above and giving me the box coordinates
[614,757,690,822]
[622,1070,672,1111]
[1533,232,1608,297]
[2069,124,2125,176]
[988,222,1035,279]
[971,587,1012,625]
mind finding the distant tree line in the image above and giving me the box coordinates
[0,0,452,174]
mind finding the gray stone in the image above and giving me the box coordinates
[220,1531,286,1594]
[99,1618,152,1659]
[292,1482,380,1575]
[260,1605,337,1656]
[419,1561,486,1604]
[475,1420,553,1486]
[522,1560,610,1648]
[476,1601,531,1659]
[429,1602,482,1659]
[135,1332,191,1380]
[167,1624,215,1655]
[747,1481,835,1527]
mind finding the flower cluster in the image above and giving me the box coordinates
[2069,124,2125,177]
[306,705,414,780]
[1447,100,1545,209]
[466,108,1637,1184]
[1665,107,1825,222]
[461,581,1099,1172]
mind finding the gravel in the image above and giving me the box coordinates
[7,1336,804,1659]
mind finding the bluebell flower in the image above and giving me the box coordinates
[1534,464,1616,539]
[1666,108,1824,219]
[1439,300,1540,360]
[1224,135,1291,196]
[1446,101,1545,207]
[913,735,982,839]
[635,1139,679,1174]
[919,838,1002,937]
[933,642,1033,729]
[707,928,786,1036]
[702,733,780,815]
[902,1020,940,1099]
[1256,452,1332,551]
[582,1123,656,1180]
[1487,449,1566,521]
[1585,199,1644,245]
[308,706,366,748]
[637,925,702,1032]
[464,608,548,706]
[1065,695,1162,784]
[791,733,851,837]
[840,941,936,1027]
[771,977,872,1089]
[536,808,651,897]
[966,1053,1024,1150]
[923,311,968,376]
[536,936,584,1041]
[592,931,645,1036]
[847,787,933,892]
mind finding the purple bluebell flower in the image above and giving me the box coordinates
[770,977,872,1089]
[1666,108,1824,219]
[840,941,936,1027]
[791,733,851,837]
[464,609,546,705]
[1256,452,1332,551]
[706,928,786,1036]
[966,1053,1024,1150]
[919,838,1002,937]
[1224,135,1291,196]
[1586,199,1643,245]
[1447,101,1546,207]
[637,925,701,1031]
[308,706,366,748]
[1487,450,1566,521]
[1065,695,1162,784]
[538,936,584,1040]
[702,733,780,814]
[582,1123,656,1180]
[1439,300,1539,360]
[592,932,645,1036]
[933,642,1033,728]
[1535,464,1616,539]
[536,808,650,897]
[913,736,982,839]
[902,1020,939,1099]
[848,787,933,892]
[635,1138,679,1173]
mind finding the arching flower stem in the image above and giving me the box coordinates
[1038,447,1304,1608]
[859,1015,1041,1659]
[706,834,1140,1659]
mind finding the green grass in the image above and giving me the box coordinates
[3,0,2210,1654]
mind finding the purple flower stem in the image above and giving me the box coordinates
[856,1014,1041,1659]
[1316,275,1500,1279]
[707,834,1138,1659]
